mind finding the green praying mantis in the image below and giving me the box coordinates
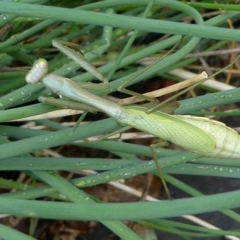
[26,39,240,197]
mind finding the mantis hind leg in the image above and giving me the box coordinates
[150,142,171,199]
[116,40,182,106]
[98,126,132,141]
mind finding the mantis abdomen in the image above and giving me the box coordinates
[119,106,240,159]
[174,115,240,158]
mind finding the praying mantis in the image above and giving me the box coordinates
[26,39,240,196]
[26,39,240,159]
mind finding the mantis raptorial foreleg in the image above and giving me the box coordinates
[26,39,240,199]
[26,40,109,89]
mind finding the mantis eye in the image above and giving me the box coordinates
[26,58,48,84]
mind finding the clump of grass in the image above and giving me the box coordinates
[1,1,240,239]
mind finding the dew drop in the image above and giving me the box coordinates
[78,181,86,187]
[60,194,67,199]
[105,175,110,180]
